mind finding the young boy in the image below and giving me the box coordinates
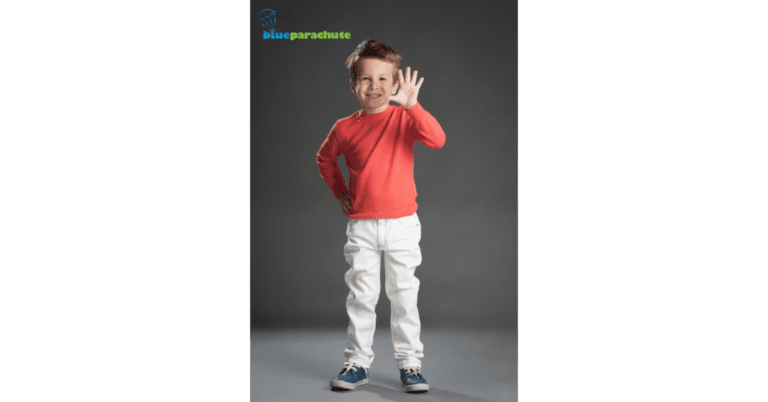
[316,39,446,394]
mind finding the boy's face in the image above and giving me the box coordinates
[350,58,399,114]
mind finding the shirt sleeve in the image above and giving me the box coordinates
[405,102,446,149]
[316,121,349,199]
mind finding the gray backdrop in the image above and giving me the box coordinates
[252,0,516,330]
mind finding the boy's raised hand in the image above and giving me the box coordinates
[390,67,424,109]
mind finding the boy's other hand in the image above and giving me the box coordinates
[339,193,353,216]
[390,67,424,110]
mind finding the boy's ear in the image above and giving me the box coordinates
[350,80,356,94]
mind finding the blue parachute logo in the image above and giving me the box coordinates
[257,9,277,34]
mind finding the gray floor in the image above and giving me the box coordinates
[251,327,517,402]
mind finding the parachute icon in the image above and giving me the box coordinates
[258,9,277,34]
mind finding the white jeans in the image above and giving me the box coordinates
[343,212,424,370]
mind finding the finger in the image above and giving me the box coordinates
[399,68,404,85]
[416,77,424,89]
[405,67,411,84]
[411,70,418,85]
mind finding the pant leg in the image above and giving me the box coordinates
[383,213,425,369]
[343,218,381,369]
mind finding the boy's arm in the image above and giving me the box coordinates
[390,67,446,149]
[406,102,446,149]
[316,123,350,200]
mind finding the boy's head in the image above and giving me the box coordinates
[346,39,402,114]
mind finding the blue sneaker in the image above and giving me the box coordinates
[400,367,429,393]
[330,362,369,390]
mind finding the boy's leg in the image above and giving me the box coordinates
[343,218,382,369]
[383,213,425,369]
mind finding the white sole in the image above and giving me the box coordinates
[330,377,369,390]
[402,382,429,392]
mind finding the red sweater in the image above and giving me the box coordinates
[317,102,446,219]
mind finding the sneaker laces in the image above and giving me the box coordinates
[404,367,421,377]
[341,362,366,376]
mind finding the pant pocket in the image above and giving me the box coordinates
[397,213,420,228]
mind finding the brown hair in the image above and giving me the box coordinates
[345,39,402,85]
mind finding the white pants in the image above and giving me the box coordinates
[343,212,424,370]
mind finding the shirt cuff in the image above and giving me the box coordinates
[405,101,424,112]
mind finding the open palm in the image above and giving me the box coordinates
[389,67,424,109]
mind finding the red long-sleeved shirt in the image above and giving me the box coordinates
[317,102,446,219]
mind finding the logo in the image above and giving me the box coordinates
[257,8,277,35]
[257,8,351,41]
